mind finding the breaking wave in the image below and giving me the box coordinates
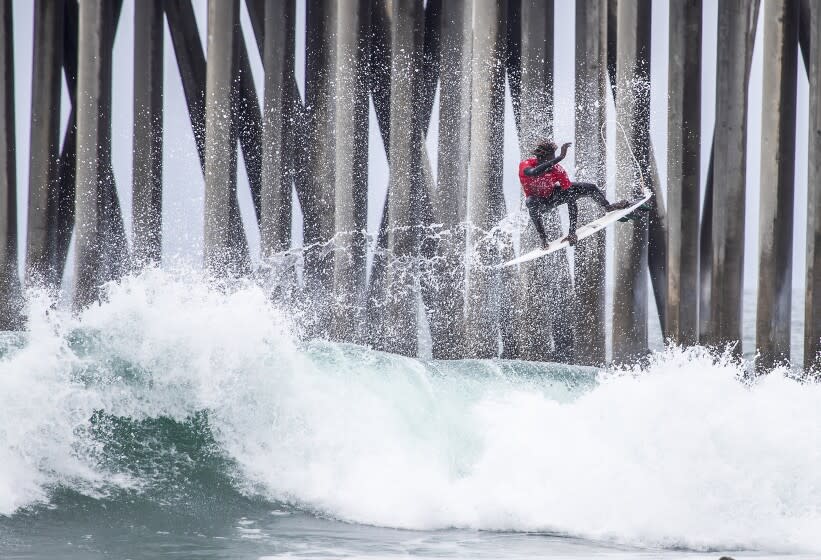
[1,268,820,553]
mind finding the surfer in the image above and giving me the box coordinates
[518,139,640,248]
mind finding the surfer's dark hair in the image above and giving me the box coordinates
[533,139,557,159]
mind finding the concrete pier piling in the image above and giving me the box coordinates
[332,0,370,342]
[666,0,702,346]
[612,0,651,362]
[165,1,208,168]
[464,0,507,358]
[302,0,337,335]
[203,0,245,277]
[707,0,759,352]
[0,0,21,329]
[382,0,425,356]
[0,0,811,370]
[757,0,799,370]
[508,0,570,362]
[574,0,608,365]
[165,0,250,271]
[132,0,164,267]
[27,0,64,288]
[431,0,472,359]
[74,0,128,309]
[260,0,293,259]
[806,0,821,371]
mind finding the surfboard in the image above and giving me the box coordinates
[499,189,653,268]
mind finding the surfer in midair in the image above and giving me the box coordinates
[518,139,637,248]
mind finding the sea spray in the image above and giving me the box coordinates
[0,269,820,554]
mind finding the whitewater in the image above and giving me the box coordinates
[1,268,820,558]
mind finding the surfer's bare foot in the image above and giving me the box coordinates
[541,237,549,249]
[564,232,577,246]
[605,200,632,212]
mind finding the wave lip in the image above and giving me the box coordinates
[1,270,820,555]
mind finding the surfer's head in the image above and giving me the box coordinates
[533,139,558,161]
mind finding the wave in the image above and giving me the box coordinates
[0,268,820,553]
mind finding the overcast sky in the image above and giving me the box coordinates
[6,0,811,344]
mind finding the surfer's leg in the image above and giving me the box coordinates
[542,189,578,245]
[566,198,579,245]
[568,182,635,213]
[525,196,549,245]
[569,182,610,209]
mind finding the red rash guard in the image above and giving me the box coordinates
[518,157,572,198]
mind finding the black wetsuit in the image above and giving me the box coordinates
[522,154,613,243]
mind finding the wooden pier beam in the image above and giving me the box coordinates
[203,0,246,277]
[573,0,608,365]
[332,0,370,341]
[465,0,507,358]
[260,0,293,258]
[26,0,64,287]
[132,0,164,266]
[807,0,821,371]
[381,0,425,356]
[612,0,651,362]
[707,0,758,351]
[0,0,21,329]
[430,0,472,358]
[757,0,798,369]
[666,0,702,345]
[74,0,128,309]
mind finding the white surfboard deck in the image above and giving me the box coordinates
[500,189,653,268]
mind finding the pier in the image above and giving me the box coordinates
[0,0,818,369]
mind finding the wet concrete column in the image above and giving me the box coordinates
[331,0,370,342]
[74,0,124,309]
[382,0,425,356]
[164,1,249,273]
[260,0,292,258]
[612,0,651,362]
[26,0,64,287]
[708,0,758,351]
[666,0,702,345]
[464,0,507,358]
[807,0,821,371]
[573,0,608,365]
[431,0,472,358]
[132,0,163,266]
[509,0,573,363]
[203,0,242,276]
[757,0,798,369]
[0,0,21,329]
[302,0,337,335]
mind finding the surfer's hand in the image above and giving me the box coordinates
[564,232,577,246]
[561,142,572,153]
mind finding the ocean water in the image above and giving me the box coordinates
[1,269,820,559]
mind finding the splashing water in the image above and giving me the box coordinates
[0,268,820,554]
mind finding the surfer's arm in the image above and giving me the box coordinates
[523,143,572,177]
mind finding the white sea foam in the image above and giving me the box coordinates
[0,269,820,554]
